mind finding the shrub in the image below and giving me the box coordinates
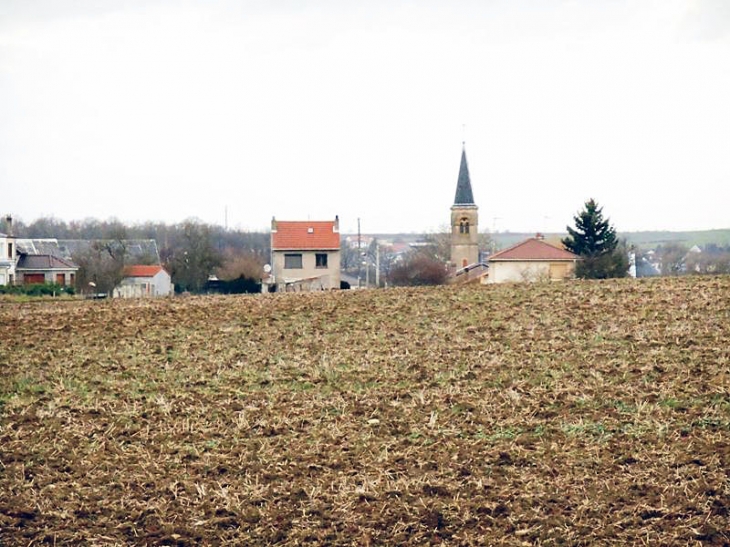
[388,254,449,286]
[0,283,75,296]
[205,276,261,294]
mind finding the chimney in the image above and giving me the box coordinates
[535,232,544,240]
[5,215,12,236]
[334,215,339,233]
[271,216,277,232]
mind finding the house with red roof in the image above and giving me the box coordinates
[113,264,173,298]
[267,216,341,291]
[483,235,579,283]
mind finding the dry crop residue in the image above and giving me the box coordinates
[1,276,729,545]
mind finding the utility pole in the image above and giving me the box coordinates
[375,243,380,288]
[357,218,361,288]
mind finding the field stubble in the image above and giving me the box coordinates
[1,276,729,545]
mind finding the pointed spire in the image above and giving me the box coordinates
[453,145,475,205]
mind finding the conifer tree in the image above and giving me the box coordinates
[563,199,628,279]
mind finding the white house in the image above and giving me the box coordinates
[113,265,174,298]
[0,231,17,287]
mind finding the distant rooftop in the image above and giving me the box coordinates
[17,254,78,270]
[123,264,167,278]
[16,238,161,264]
[489,238,578,261]
[272,220,340,250]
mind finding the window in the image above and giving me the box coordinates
[7,242,13,258]
[459,219,469,234]
[315,253,328,268]
[284,253,303,269]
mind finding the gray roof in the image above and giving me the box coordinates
[453,147,476,205]
[17,254,78,271]
[16,239,62,256]
[16,238,161,264]
[58,239,160,263]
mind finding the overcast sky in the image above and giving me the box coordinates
[1,0,729,234]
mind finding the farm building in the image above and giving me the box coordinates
[484,236,579,283]
[266,217,341,292]
[113,265,173,298]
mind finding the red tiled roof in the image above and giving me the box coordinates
[272,221,340,250]
[489,238,578,261]
[124,265,166,278]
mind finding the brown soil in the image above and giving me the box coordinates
[1,276,729,545]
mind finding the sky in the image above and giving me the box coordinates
[1,0,729,235]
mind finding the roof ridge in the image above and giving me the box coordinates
[489,238,533,259]
[489,238,578,261]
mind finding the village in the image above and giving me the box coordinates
[1,147,729,298]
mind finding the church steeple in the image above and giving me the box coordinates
[453,145,475,205]
[450,144,479,268]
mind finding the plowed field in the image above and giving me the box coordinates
[1,276,729,545]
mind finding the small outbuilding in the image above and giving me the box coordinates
[114,265,173,298]
[484,236,579,283]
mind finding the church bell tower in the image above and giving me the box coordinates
[450,145,479,268]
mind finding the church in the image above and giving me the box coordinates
[448,146,579,283]
[449,146,480,269]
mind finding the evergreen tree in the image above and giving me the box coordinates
[563,199,628,279]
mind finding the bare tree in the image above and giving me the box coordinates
[340,240,360,272]
[168,220,222,292]
[388,252,449,286]
[216,249,266,281]
[72,239,127,295]
[657,243,688,276]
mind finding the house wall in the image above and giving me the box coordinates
[17,270,75,286]
[114,271,173,298]
[272,249,341,290]
[0,236,16,286]
[486,260,575,284]
[114,280,149,298]
[152,270,174,296]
